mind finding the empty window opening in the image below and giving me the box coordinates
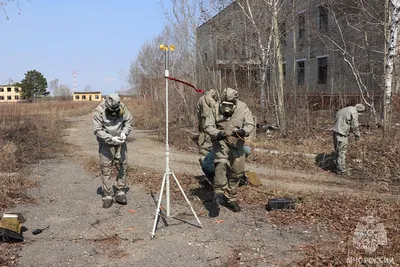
[318,57,328,84]
[297,60,305,85]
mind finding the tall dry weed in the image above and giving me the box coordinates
[0,101,98,208]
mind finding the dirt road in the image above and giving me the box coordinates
[66,114,393,197]
[7,113,395,266]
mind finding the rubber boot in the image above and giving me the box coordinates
[209,193,226,218]
[114,190,127,205]
[226,201,241,212]
[102,196,113,208]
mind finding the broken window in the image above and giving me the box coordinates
[266,67,271,85]
[319,6,328,34]
[7,87,11,92]
[318,57,328,84]
[7,96,11,100]
[279,21,286,45]
[298,13,305,39]
[0,96,4,100]
[14,95,19,100]
[95,95,99,99]
[82,95,86,100]
[297,60,305,85]
[75,95,80,100]
[282,63,286,80]
[0,88,3,92]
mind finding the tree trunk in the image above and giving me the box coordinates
[292,0,297,125]
[237,0,272,120]
[272,0,286,136]
[384,0,400,133]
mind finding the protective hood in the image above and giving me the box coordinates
[221,88,238,103]
[355,103,365,113]
[205,89,217,106]
[105,94,120,110]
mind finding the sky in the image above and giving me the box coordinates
[0,0,169,95]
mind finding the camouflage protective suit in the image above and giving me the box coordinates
[332,104,364,174]
[197,90,217,164]
[93,94,133,202]
[204,88,255,203]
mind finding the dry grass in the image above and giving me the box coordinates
[268,195,400,266]
[124,99,164,130]
[0,101,97,172]
[0,101,98,203]
[0,101,98,265]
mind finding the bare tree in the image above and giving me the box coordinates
[162,0,233,90]
[237,0,272,117]
[271,0,286,135]
[384,0,400,132]
[49,78,59,97]
[317,0,385,124]
[1,0,25,20]
[84,85,92,92]
[128,26,172,99]
[54,84,72,100]
[234,0,286,133]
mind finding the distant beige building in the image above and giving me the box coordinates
[0,85,23,102]
[73,91,102,101]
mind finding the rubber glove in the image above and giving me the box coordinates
[216,131,227,141]
[111,136,124,145]
[233,129,246,138]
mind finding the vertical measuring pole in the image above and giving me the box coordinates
[164,48,171,217]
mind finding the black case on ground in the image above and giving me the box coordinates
[266,198,295,211]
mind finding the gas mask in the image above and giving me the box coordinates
[220,101,236,117]
[105,106,121,119]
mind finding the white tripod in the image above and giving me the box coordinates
[151,44,202,239]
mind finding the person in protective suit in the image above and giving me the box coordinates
[204,87,255,216]
[332,103,365,175]
[93,94,133,208]
[197,89,218,166]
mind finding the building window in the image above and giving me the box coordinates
[7,96,12,100]
[0,88,3,92]
[0,96,4,100]
[297,60,305,85]
[279,22,286,45]
[252,32,257,55]
[82,95,86,100]
[14,87,18,92]
[319,6,328,33]
[95,95,99,99]
[318,57,328,84]
[298,13,305,39]
[7,87,11,92]
[75,95,80,100]
[14,95,19,100]
[282,63,286,80]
